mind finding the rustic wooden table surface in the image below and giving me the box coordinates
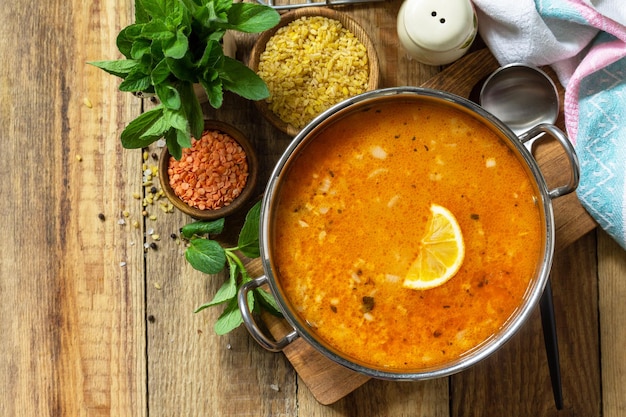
[2,0,625,416]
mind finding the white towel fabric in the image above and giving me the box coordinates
[473,0,597,86]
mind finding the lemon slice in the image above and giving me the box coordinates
[403,204,465,290]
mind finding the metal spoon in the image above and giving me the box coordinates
[480,63,564,410]
[480,63,559,137]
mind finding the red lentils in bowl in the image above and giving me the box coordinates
[168,129,249,211]
[159,120,258,220]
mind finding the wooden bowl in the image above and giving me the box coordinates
[158,120,258,221]
[249,7,380,136]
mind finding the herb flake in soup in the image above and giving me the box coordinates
[270,98,543,370]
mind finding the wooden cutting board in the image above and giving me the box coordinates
[242,48,597,405]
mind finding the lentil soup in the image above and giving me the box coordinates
[269,97,545,371]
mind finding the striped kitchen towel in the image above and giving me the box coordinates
[473,0,626,250]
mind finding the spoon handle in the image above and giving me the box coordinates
[540,278,564,410]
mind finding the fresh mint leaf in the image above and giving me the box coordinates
[175,126,192,149]
[253,287,282,317]
[237,200,261,258]
[88,59,138,78]
[130,38,151,60]
[119,74,151,92]
[193,301,212,313]
[94,0,279,151]
[166,56,197,82]
[151,59,171,85]
[135,0,151,24]
[156,84,182,110]
[198,39,223,69]
[179,82,204,139]
[181,218,225,238]
[141,0,179,19]
[118,65,152,92]
[211,0,233,15]
[165,4,186,29]
[212,256,239,304]
[120,106,164,148]
[186,237,227,274]
[194,258,238,312]
[183,202,281,335]
[142,20,174,41]
[200,77,223,108]
[181,219,226,238]
[220,57,269,100]
[226,3,280,33]
[214,296,247,335]
[165,129,183,160]
[163,108,189,133]
[139,114,171,141]
[164,29,189,59]
[117,24,144,58]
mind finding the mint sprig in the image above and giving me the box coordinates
[182,201,281,335]
[88,0,279,159]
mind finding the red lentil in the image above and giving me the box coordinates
[168,129,249,210]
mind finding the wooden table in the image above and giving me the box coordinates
[2,0,625,416]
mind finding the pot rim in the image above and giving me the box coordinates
[259,87,556,380]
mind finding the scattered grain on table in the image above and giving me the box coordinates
[257,15,369,129]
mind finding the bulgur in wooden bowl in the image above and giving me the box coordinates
[158,120,258,221]
[249,7,380,136]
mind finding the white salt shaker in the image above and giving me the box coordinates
[397,0,478,66]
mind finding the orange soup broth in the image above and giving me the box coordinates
[270,99,544,370]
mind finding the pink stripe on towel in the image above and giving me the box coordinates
[565,40,626,144]
[562,0,626,144]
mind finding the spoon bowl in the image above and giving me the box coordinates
[479,64,559,136]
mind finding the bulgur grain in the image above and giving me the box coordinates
[257,16,369,129]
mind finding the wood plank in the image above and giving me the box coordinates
[143,135,299,416]
[598,231,626,417]
[0,0,146,416]
[451,232,601,416]
[297,377,449,417]
[420,48,498,97]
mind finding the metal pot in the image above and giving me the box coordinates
[238,87,579,380]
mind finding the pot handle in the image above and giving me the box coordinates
[238,275,299,352]
[519,123,580,199]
